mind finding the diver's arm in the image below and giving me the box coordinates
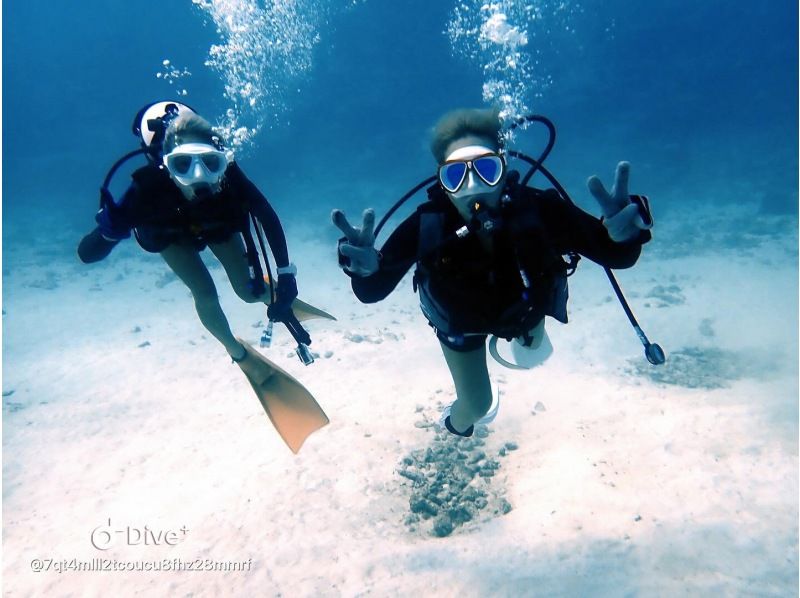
[78,227,120,263]
[543,190,650,269]
[227,162,300,319]
[228,163,291,268]
[349,212,420,303]
[77,184,137,263]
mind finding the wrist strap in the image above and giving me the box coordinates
[276,263,297,276]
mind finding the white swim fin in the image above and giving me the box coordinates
[489,321,553,370]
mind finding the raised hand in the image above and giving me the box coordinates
[587,161,632,218]
[331,208,380,277]
[587,161,653,242]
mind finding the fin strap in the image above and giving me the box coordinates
[444,416,474,438]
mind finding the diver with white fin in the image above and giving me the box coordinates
[488,318,553,371]
[78,101,332,453]
[333,108,656,437]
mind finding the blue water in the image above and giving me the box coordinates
[3,0,797,247]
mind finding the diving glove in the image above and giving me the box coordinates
[587,161,653,242]
[95,189,131,241]
[332,208,380,277]
[267,270,299,322]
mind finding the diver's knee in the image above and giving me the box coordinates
[232,287,257,303]
[232,283,265,304]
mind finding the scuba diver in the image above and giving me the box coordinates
[332,107,655,438]
[78,101,331,452]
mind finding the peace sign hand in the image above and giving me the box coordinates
[587,161,633,218]
[587,161,653,243]
[331,208,380,277]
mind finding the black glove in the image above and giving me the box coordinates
[95,188,131,241]
[267,272,298,322]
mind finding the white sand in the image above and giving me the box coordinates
[2,208,797,596]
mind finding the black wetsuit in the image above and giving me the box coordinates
[349,180,650,350]
[78,162,291,270]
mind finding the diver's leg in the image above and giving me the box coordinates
[159,242,244,358]
[209,235,335,322]
[208,235,266,304]
[439,340,493,433]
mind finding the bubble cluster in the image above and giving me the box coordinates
[191,0,360,152]
[191,0,321,150]
[155,59,192,97]
[446,1,582,126]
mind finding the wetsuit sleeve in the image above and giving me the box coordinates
[539,189,650,269]
[350,211,420,303]
[228,163,291,268]
[77,183,139,263]
[78,228,119,263]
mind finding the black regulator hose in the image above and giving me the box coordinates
[508,151,665,366]
[374,175,437,240]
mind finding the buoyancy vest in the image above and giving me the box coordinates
[127,165,250,252]
[412,182,569,340]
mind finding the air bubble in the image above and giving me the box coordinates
[192,0,357,153]
[447,0,581,125]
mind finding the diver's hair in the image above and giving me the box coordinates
[430,107,503,164]
[163,113,226,154]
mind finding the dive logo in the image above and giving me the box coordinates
[90,518,189,551]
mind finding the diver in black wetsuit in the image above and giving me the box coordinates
[78,101,331,391]
[332,108,653,437]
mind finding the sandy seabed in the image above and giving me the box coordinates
[2,207,798,597]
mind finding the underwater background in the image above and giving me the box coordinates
[3,1,798,595]
[4,0,797,236]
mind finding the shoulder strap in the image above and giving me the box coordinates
[131,164,171,191]
[417,210,444,263]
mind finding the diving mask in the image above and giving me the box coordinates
[163,143,232,187]
[438,146,505,194]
